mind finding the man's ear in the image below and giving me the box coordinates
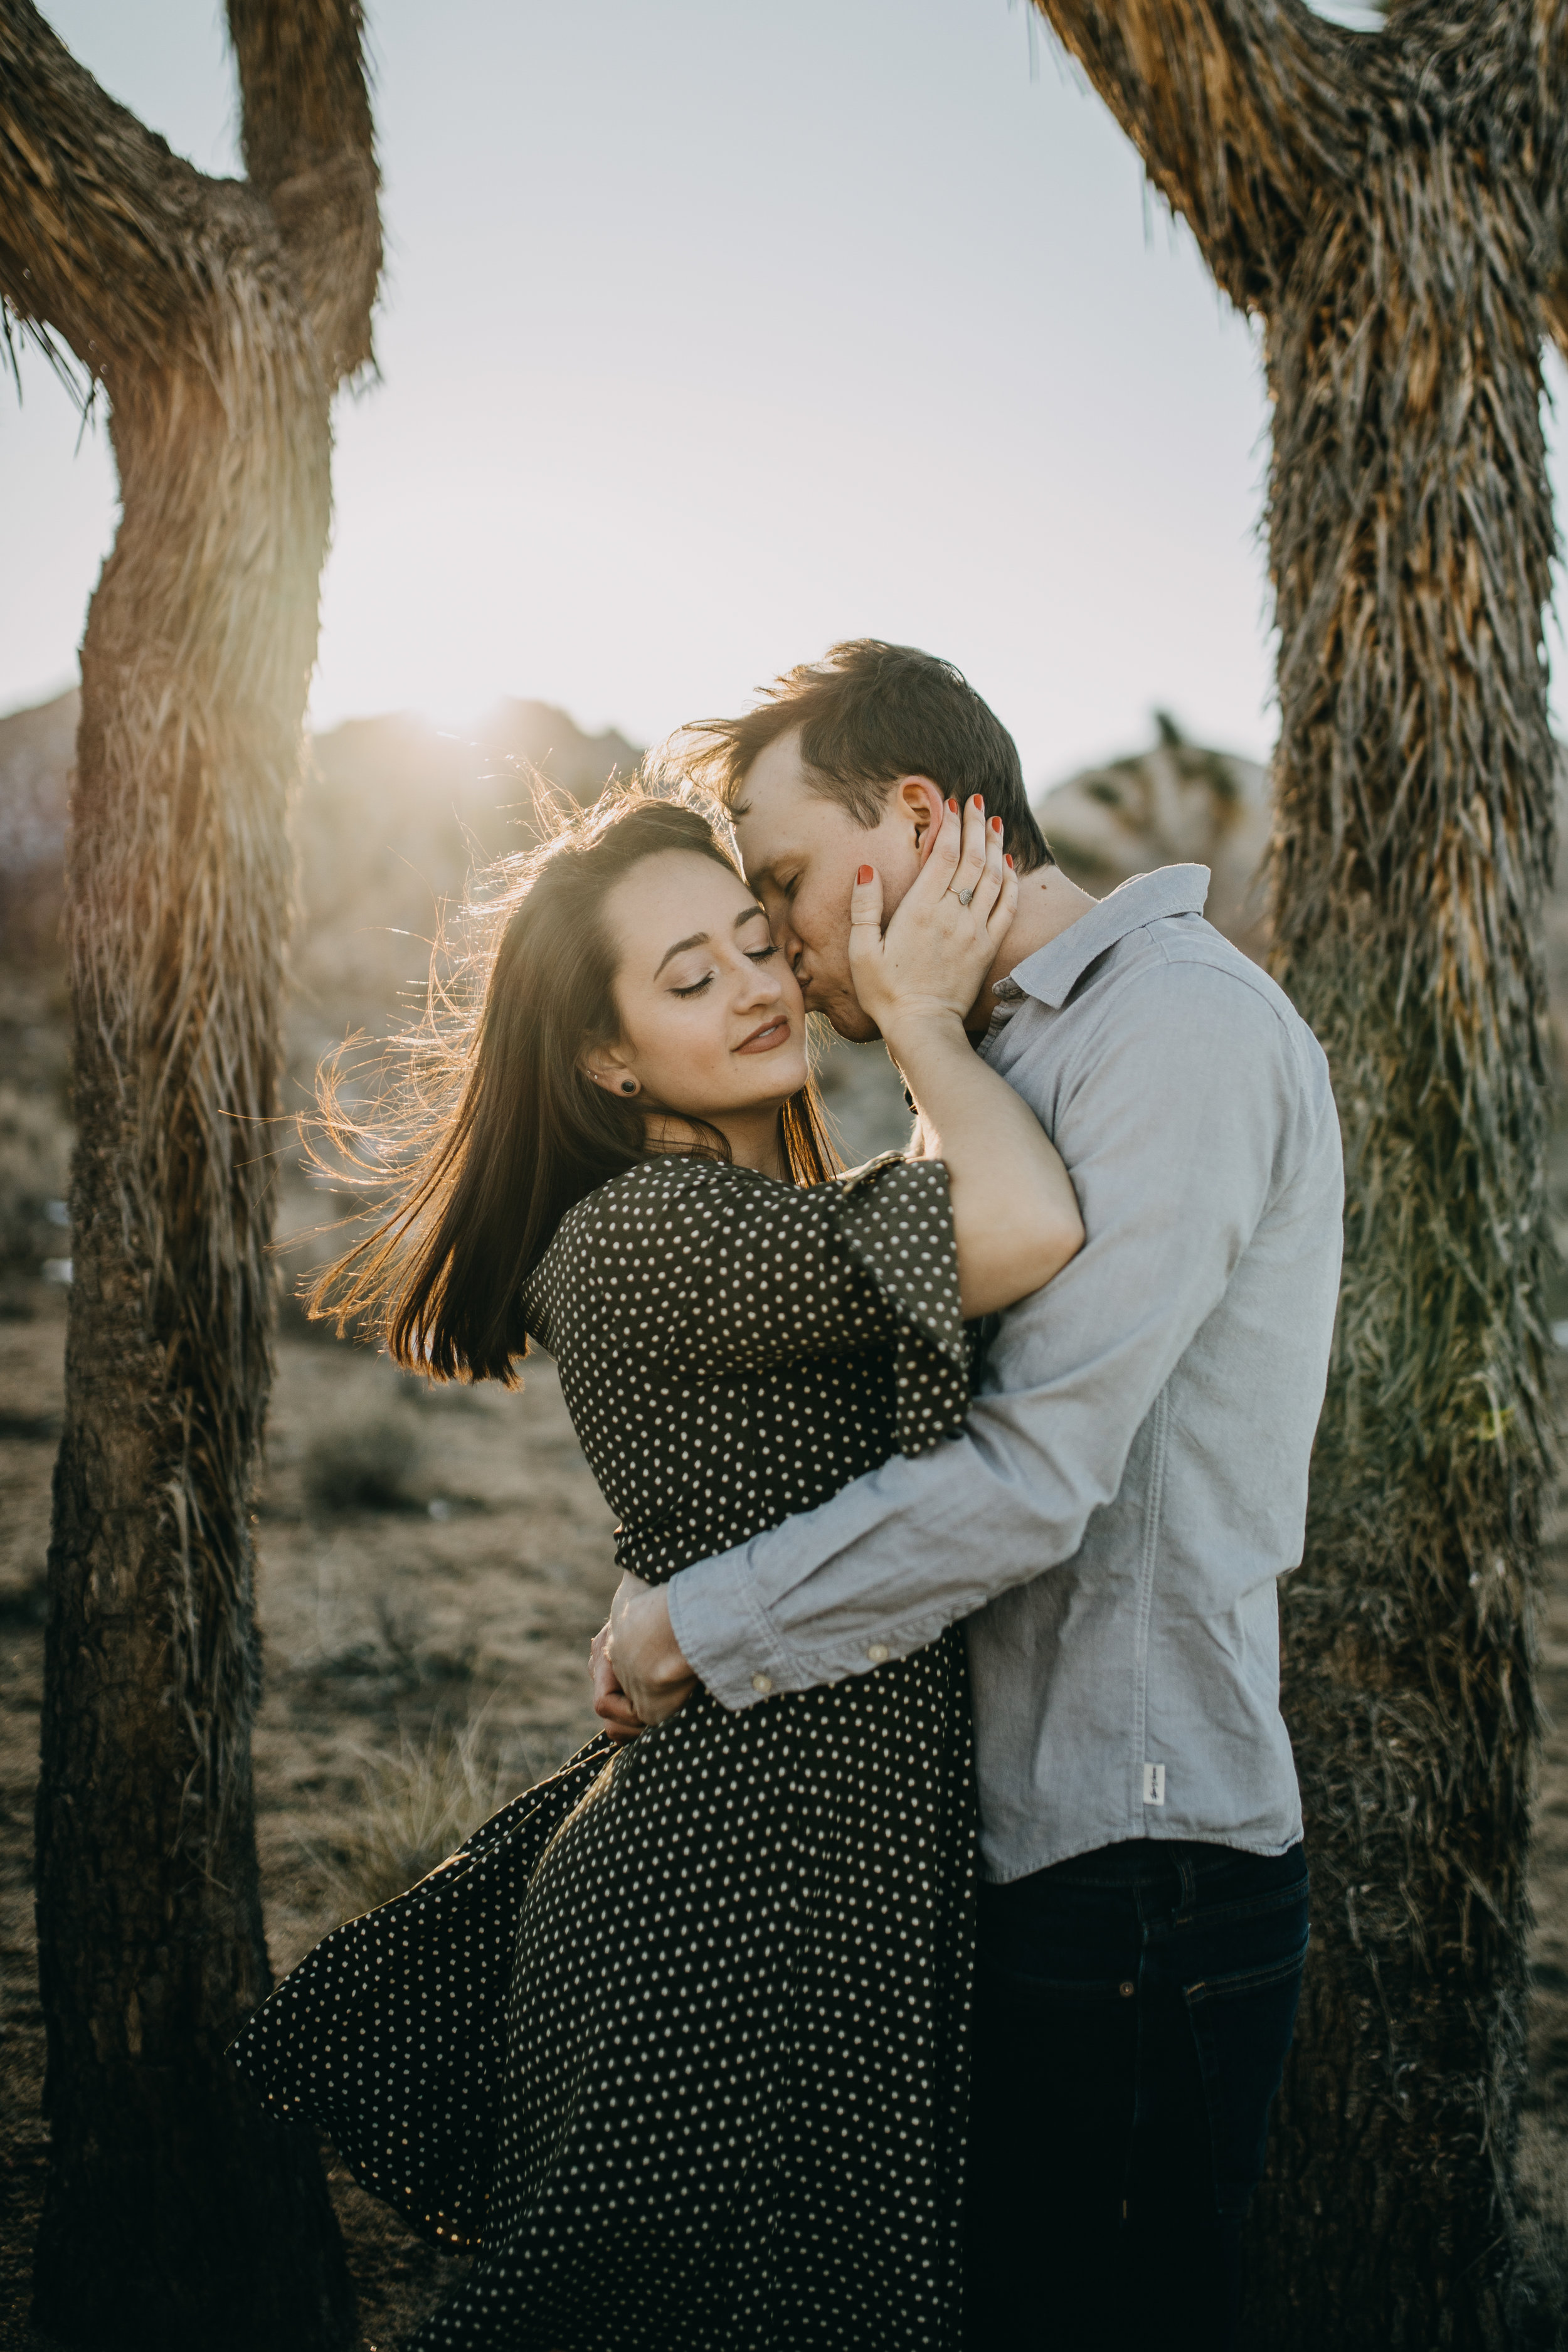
[894,776,948,864]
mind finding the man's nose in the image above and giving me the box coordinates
[769,911,805,972]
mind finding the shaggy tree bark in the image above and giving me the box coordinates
[0,5,379,2344]
[1030,1,1563,2341]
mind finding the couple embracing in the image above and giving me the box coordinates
[233,641,1343,2352]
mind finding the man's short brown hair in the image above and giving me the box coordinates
[674,640,1053,874]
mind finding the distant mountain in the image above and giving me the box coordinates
[0,692,642,988]
[293,703,641,1029]
[11,691,1563,1065]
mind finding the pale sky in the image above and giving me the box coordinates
[3,0,1561,786]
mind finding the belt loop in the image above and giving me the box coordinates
[1176,1853,1197,1920]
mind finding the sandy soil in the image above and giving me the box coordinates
[0,1283,622,2350]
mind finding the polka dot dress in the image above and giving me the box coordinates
[231,1152,977,2351]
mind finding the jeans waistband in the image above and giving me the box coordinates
[1010,1838,1305,1891]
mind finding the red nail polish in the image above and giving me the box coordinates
[947,798,959,813]
[991,816,1003,834]
[972,795,984,810]
[1005,854,1015,869]
[857,864,874,885]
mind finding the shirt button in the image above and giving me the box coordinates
[751,1672,773,1695]
[1120,1981,1135,1998]
[866,1643,890,1665]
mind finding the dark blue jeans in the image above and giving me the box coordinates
[965,1838,1308,2352]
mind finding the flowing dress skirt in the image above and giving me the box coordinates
[234,1644,973,2350]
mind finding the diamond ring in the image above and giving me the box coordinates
[956,886,975,908]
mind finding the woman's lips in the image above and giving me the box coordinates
[735,1015,791,1054]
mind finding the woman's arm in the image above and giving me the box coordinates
[899,1016,1082,1316]
[850,802,1084,1320]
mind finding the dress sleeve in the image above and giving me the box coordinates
[577,1153,970,1458]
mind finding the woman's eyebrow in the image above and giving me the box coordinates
[654,930,709,978]
[654,906,768,980]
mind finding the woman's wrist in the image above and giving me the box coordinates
[878,1004,968,1075]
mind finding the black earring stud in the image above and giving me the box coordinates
[620,1078,637,1095]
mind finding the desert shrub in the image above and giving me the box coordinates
[302,1408,429,1513]
[320,1714,519,1922]
[0,1082,70,1267]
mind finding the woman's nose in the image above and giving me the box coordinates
[736,955,785,1006]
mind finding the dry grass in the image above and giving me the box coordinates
[309,1712,514,1926]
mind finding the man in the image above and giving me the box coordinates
[605,640,1343,2351]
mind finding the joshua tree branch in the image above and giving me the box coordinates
[228,0,380,382]
[0,0,378,393]
[1031,0,1360,307]
[0,0,236,377]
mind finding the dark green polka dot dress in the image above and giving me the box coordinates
[231,1153,977,2350]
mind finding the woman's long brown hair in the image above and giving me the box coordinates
[308,786,841,1382]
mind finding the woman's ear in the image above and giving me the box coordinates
[581,1047,639,1098]
[896,775,949,862]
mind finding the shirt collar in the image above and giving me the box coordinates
[1005,865,1212,1012]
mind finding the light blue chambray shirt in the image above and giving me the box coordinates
[667,867,1345,1883]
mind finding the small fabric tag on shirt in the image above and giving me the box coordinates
[1142,1763,1166,1806]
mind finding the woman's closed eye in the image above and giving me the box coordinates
[671,945,780,999]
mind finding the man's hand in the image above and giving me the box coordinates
[608,1571,698,1725]
[589,1620,645,1742]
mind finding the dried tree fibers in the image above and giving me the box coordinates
[0,4,379,2343]
[1031,0,1564,2341]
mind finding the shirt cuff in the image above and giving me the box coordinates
[667,1543,798,1710]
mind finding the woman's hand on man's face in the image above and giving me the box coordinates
[847,794,1015,1048]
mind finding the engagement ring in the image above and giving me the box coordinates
[956,886,975,907]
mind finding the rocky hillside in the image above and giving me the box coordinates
[0,689,639,988]
[1,692,1278,995]
[1037,712,1273,961]
[7,688,1564,1263]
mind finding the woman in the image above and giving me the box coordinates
[231,785,1082,2349]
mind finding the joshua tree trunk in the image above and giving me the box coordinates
[0,6,380,2343]
[1032,1,1565,2341]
